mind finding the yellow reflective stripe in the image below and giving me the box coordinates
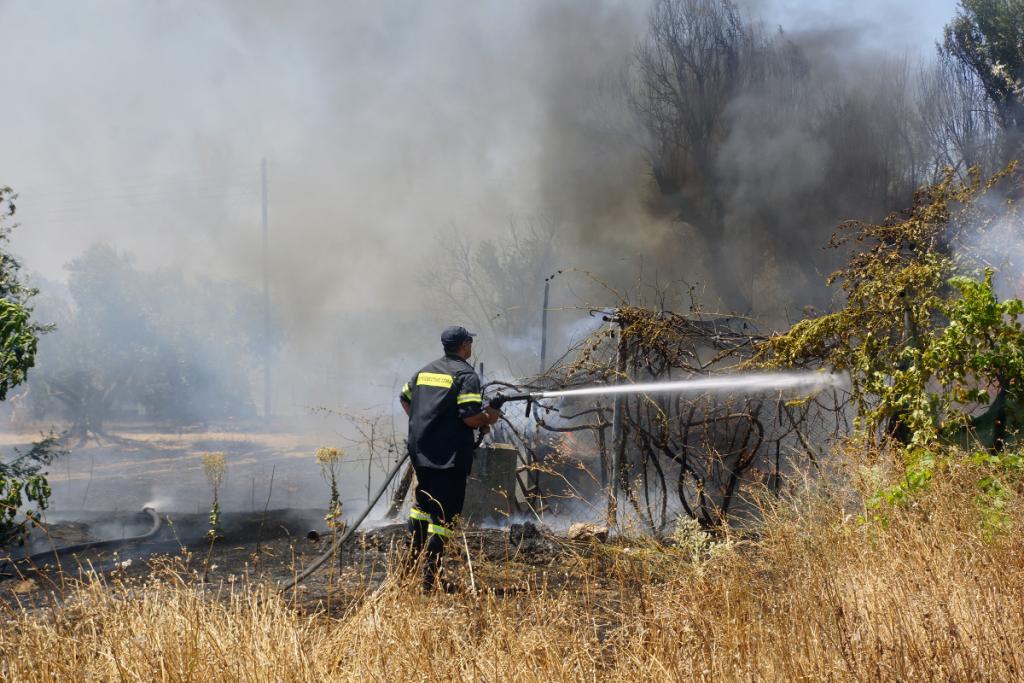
[401,383,412,400]
[409,508,430,522]
[457,393,482,405]
[416,372,454,389]
[427,523,452,537]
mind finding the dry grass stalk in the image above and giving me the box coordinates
[315,446,344,530]
[201,451,227,543]
[1,454,1022,681]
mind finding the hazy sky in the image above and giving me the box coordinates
[758,0,956,54]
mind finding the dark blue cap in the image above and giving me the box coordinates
[441,325,476,347]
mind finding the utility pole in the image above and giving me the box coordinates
[528,275,555,514]
[607,311,627,528]
[539,277,550,375]
[261,158,272,421]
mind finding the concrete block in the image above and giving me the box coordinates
[462,443,519,523]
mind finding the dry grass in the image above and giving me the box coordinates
[2,459,1024,682]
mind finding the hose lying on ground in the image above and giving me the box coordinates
[280,452,410,593]
[1,507,162,572]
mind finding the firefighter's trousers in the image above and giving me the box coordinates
[407,453,471,589]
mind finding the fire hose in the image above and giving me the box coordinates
[280,392,536,592]
[1,506,162,572]
[280,452,410,592]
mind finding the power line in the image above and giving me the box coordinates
[18,191,260,225]
[9,169,259,199]
[18,183,257,206]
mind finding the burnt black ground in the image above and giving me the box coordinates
[0,510,572,614]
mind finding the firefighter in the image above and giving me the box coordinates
[399,325,501,590]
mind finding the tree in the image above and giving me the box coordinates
[0,186,57,543]
[917,51,1002,175]
[944,0,1024,161]
[630,0,935,313]
[630,0,759,307]
[632,0,752,201]
[35,245,151,440]
[423,216,561,375]
[32,243,261,440]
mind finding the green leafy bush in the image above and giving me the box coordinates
[754,166,1024,508]
[0,187,52,544]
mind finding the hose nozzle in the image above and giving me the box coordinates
[488,392,536,416]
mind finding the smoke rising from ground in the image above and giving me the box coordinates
[0,1,961,513]
[3,2,957,373]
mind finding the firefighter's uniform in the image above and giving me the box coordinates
[400,352,483,587]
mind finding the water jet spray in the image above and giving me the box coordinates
[489,371,843,414]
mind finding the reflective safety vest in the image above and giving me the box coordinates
[400,354,483,469]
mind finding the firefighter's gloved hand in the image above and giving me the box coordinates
[485,407,502,425]
[479,423,491,437]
